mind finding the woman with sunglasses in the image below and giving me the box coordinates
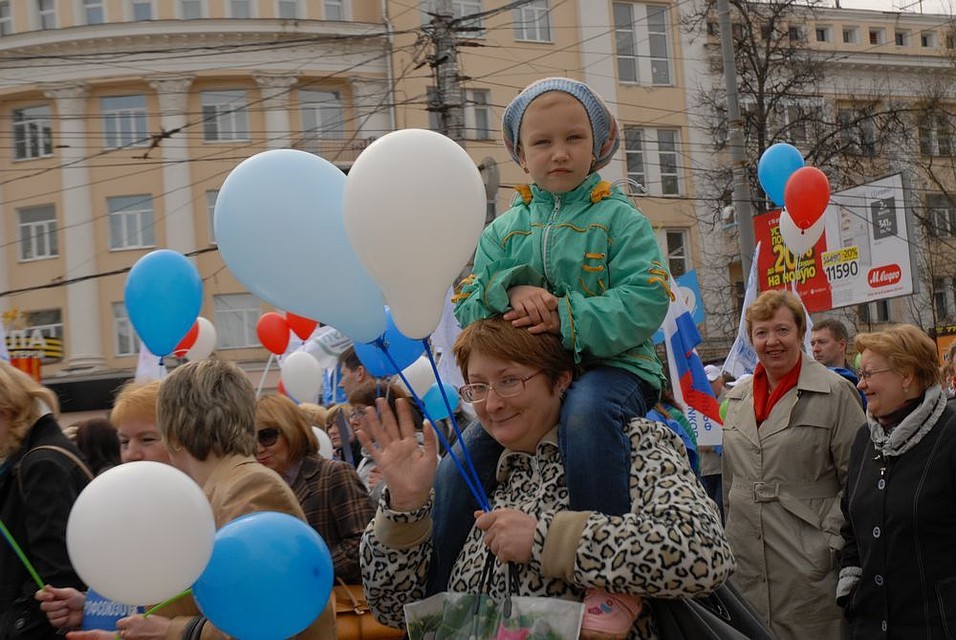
[838,324,956,638]
[359,317,734,639]
[254,395,374,584]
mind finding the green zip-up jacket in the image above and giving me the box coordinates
[454,173,670,390]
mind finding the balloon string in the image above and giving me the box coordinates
[420,339,489,509]
[144,588,192,617]
[374,339,492,512]
[256,353,274,398]
[0,516,44,589]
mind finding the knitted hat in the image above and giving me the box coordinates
[502,77,620,171]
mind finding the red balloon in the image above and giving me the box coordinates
[784,166,831,230]
[277,380,287,396]
[286,312,318,341]
[172,321,199,358]
[256,312,290,355]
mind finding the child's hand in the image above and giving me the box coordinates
[505,286,559,330]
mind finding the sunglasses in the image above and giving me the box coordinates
[256,428,280,447]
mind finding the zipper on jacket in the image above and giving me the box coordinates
[541,195,561,288]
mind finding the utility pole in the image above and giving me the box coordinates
[716,0,757,275]
[430,0,465,144]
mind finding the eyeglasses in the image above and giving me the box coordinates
[858,368,893,381]
[256,428,280,447]
[459,371,544,404]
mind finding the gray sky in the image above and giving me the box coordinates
[836,0,953,15]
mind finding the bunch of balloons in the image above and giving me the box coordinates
[757,143,831,257]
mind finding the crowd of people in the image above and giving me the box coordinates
[1,74,954,640]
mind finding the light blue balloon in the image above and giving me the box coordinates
[353,308,425,377]
[757,143,805,207]
[422,382,460,422]
[215,149,386,343]
[124,250,202,357]
[192,511,333,640]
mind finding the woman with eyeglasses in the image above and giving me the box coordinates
[721,290,865,640]
[254,395,374,584]
[359,317,734,639]
[838,324,956,638]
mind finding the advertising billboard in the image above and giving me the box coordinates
[753,173,913,312]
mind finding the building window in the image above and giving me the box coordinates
[947,32,956,49]
[18,205,57,261]
[895,29,909,46]
[206,190,218,244]
[421,1,483,33]
[230,0,252,18]
[278,0,299,18]
[624,126,682,195]
[513,0,550,42]
[921,31,937,47]
[108,195,155,250]
[13,105,53,160]
[843,26,858,44]
[112,302,141,357]
[0,1,11,36]
[202,90,249,142]
[181,0,203,18]
[84,0,105,24]
[815,26,831,42]
[868,28,884,45]
[464,89,492,140]
[658,229,689,277]
[926,193,956,237]
[919,112,954,157]
[859,299,890,324]
[613,2,671,86]
[102,95,148,149]
[215,293,260,349]
[131,0,152,20]
[324,0,345,20]
[788,26,804,42]
[838,108,877,157]
[37,0,56,28]
[298,90,345,151]
[426,87,442,131]
[934,278,951,319]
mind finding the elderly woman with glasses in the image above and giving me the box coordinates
[254,395,374,584]
[838,324,956,638]
[359,317,734,639]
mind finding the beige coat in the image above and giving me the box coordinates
[722,355,864,640]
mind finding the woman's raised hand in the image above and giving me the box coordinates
[356,398,437,512]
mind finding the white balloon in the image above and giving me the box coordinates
[281,351,323,403]
[343,129,486,339]
[779,208,826,257]
[66,462,215,606]
[394,356,437,397]
[184,317,217,361]
[312,426,334,459]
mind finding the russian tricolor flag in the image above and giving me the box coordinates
[663,276,723,446]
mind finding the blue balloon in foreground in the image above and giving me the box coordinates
[422,382,460,422]
[192,512,333,640]
[124,250,202,357]
[354,308,425,377]
[757,142,805,207]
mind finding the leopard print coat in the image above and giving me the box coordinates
[361,417,736,639]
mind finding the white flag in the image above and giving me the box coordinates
[0,320,9,362]
[723,243,761,380]
[135,342,167,382]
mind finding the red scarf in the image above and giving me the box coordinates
[752,357,803,425]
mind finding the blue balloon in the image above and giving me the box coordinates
[192,511,333,640]
[757,143,805,207]
[353,308,425,377]
[124,250,202,357]
[422,382,460,422]
[215,149,386,343]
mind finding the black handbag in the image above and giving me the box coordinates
[652,581,774,640]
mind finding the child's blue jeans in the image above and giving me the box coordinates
[426,366,654,595]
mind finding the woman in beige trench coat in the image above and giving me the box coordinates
[722,290,865,640]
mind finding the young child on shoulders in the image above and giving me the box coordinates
[440,77,672,639]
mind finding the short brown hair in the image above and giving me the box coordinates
[255,395,318,460]
[746,290,807,341]
[855,324,940,391]
[453,316,575,387]
[297,402,329,429]
[111,380,160,427]
[348,381,423,430]
[156,360,256,460]
[0,360,59,458]
[812,318,849,342]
